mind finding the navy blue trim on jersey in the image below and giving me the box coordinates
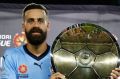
[23,44,50,61]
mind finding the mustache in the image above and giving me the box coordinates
[29,27,43,33]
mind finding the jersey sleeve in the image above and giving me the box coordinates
[1,49,17,79]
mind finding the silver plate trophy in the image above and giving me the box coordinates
[51,23,120,79]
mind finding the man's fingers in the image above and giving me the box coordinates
[111,72,118,78]
[50,72,66,79]
[54,72,66,79]
[112,70,120,77]
[115,68,120,71]
[110,76,114,79]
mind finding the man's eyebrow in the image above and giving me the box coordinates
[27,17,44,20]
[26,18,34,20]
[37,18,44,20]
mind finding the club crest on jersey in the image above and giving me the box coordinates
[18,64,27,74]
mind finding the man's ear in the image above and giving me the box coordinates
[22,23,25,32]
[47,22,50,32]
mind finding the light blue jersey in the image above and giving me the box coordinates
[1,45,52,79]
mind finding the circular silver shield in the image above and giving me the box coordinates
[51,23,120,79]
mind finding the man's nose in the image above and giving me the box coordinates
[33,21,39,27]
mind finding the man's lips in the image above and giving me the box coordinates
[32,32,41,35]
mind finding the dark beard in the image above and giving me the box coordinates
[25,27,47,46]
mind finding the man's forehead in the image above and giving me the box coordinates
[25,9,46,17]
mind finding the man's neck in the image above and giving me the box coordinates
[26,42,48,57]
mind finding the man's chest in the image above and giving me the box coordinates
[16,57,52,79]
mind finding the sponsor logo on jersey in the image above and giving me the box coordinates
[13,32,27,47]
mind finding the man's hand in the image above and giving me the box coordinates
[110,68,120,79]
[50,72,66,79]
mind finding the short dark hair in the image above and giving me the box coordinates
[22,3,48,18]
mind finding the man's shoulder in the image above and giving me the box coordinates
[4,45,24,56]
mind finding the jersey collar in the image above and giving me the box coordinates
[23,44,50,61]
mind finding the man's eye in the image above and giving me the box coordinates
[38,18,44,23]
[27,19,34,23]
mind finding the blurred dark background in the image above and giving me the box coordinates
[0,0,120,5]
